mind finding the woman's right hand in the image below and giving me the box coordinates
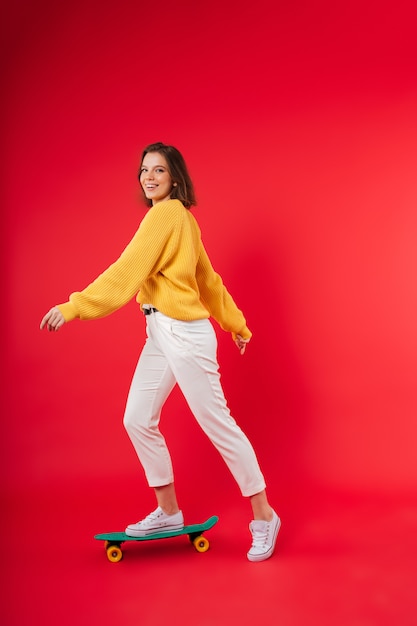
[40,306,66,332]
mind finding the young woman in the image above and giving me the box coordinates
[40,142,280,561]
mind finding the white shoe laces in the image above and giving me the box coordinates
[138,508,163,527]
[250,521,270,548]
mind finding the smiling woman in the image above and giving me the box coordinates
[139,142,197,209]
[40,141,280,563]
[140,153,175,205]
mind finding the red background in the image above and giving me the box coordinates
[2,1,417,624]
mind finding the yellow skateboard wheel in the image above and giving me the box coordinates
[193,536,209,553]
[107,545,123,562]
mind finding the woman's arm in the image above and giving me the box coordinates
[196,241,252,342]
[40,200,182,326]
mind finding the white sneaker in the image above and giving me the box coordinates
[247,510,281,562]
[125,506,184,537]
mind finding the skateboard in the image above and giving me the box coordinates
[95,515,219,562]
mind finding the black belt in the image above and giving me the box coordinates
[143,307,158,316]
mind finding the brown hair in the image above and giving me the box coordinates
[139,142,196,209]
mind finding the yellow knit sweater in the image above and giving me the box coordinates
[57,200,251,340]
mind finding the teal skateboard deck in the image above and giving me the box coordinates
[95,515,219,562]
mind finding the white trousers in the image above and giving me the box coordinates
[123,311,266,497]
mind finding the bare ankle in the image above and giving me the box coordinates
[250,490,274,521]
[154,483,180,516]
[161,506,180,516]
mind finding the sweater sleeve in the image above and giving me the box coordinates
[57,201,181,322]
[195,241,252,340]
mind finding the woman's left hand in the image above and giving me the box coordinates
[235,334,250,355]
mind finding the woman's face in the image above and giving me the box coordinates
[140,152,174,205]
